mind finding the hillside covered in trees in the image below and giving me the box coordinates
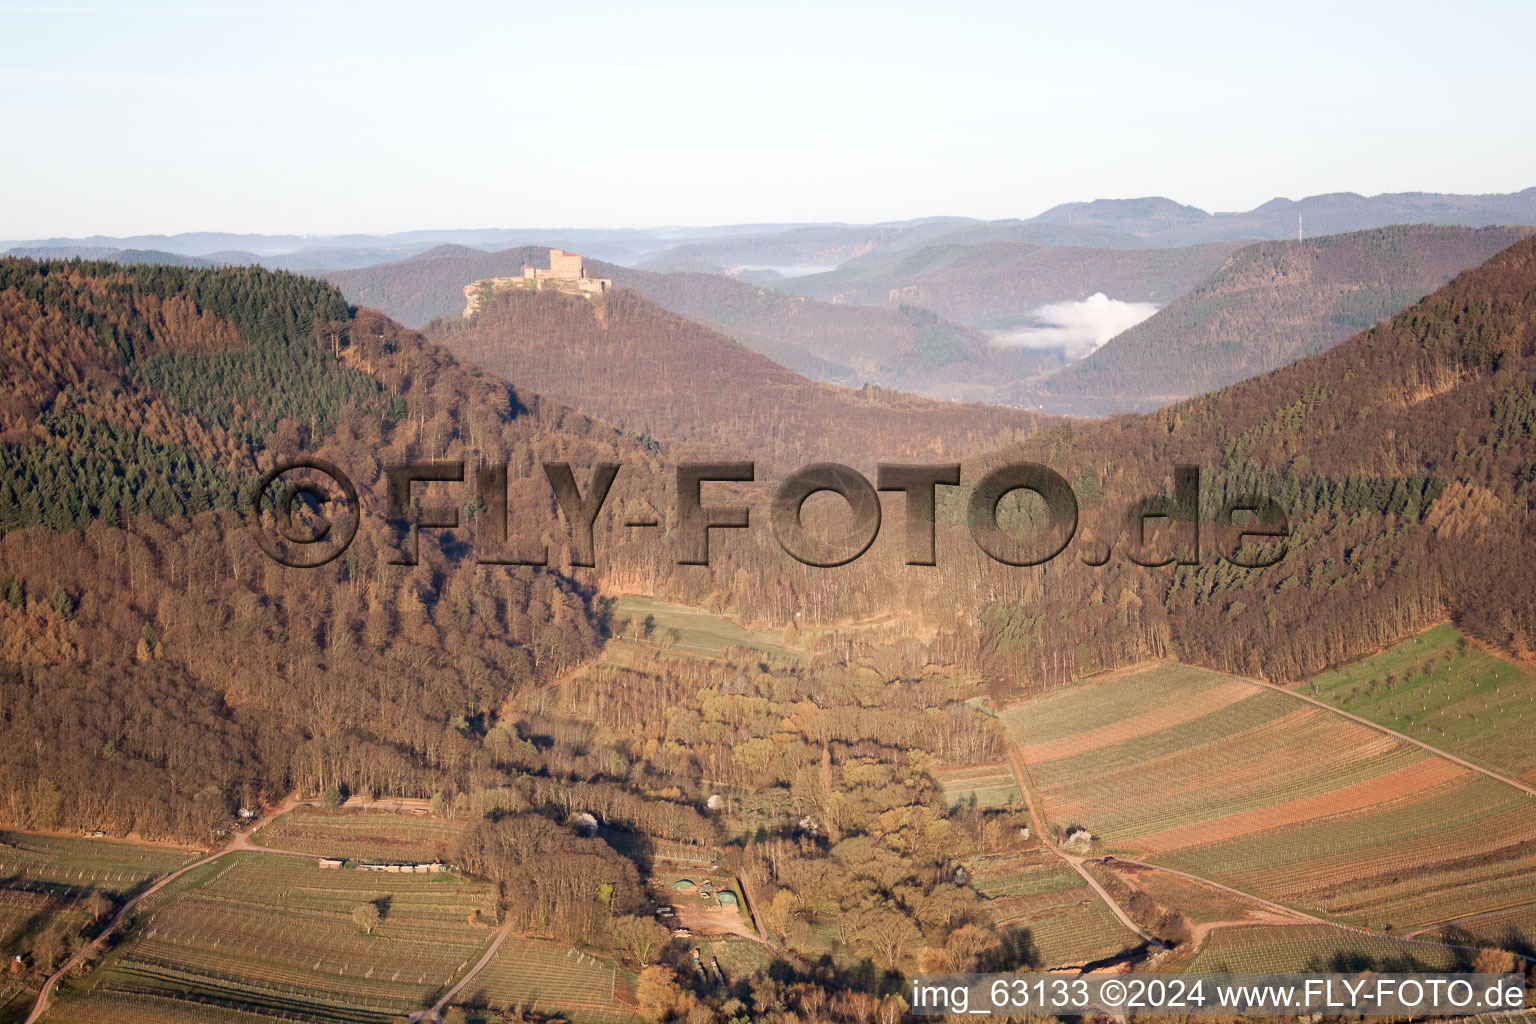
[1035,224,1536,411]
[6,238,1536,851]
[329,245,1062,401]
[4,238,1536,1019]
[433,236,1536,692]
[429,285,1050,472]
[0,258,679,841]
[771,239,1241,330]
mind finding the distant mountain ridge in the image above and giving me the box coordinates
[2,246,215,268]
[12,187,1533,272]
[1031,189,1536,246]
[634,188,1536,269]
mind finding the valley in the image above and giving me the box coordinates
[3,221,1536,1023]
[9,1,1536,1019]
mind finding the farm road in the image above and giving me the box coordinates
[408,917,517,1024]
[1002,745,1164,948]
[1001,664,1536,973]
[24,793,307,1024]
[1245,675,1536,798]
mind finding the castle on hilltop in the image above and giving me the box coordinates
[462,248,612,317]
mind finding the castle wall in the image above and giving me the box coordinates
[548,249,584,279]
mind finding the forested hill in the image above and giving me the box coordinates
[430,242,1536,690]
[0,258,1042,847]
[427,285,1050,472]
[327,244,1062,401]
[591,261,1061,401]
[1035,225,1536,411]
[325,244,547,326]
[0,257,676,841]
[6,242,1536,847]
[984,232,1536,680]
[770,239,1242,330]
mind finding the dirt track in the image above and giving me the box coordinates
[1245,674,1536,798]
[1002,745,1164,948]
[23,793,305,1024]
[1002,664,1536,971]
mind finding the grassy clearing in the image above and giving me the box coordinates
[607,596,801,663]
[1307,623,1536,780]
[252,809,465,863]
[66,854,497,1022]
[932,763,1019,809]
[695,935,776,980]
[1,984,36,1024]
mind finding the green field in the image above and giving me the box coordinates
[932,763,1020,808]
[1,983,35,1024]
[1307,623,1536,781]
[59,854,497,1022]
[695,935,777,981]
[253,809,465,863]
[1003,662,1536,933]
[608,596,801,662]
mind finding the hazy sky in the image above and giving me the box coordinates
[3,0,1534,238]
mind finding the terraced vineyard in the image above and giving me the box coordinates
[0,832,197,973]
[0,833,196,896]
[1002,663,1536,933]
[450,934,635,1023]
[932,763,1019,808]
[252,809,465,863]
[968,851,1139,967]
[58,854,498,1022]
[1307,624,1536,783]
[1091,860,1276,926]
[1426,903,1536,954]
[43,990,316,1024]
[1161,774,1536,929]
[1186,923,1467,972]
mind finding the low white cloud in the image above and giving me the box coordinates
[993,293,1160,359]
